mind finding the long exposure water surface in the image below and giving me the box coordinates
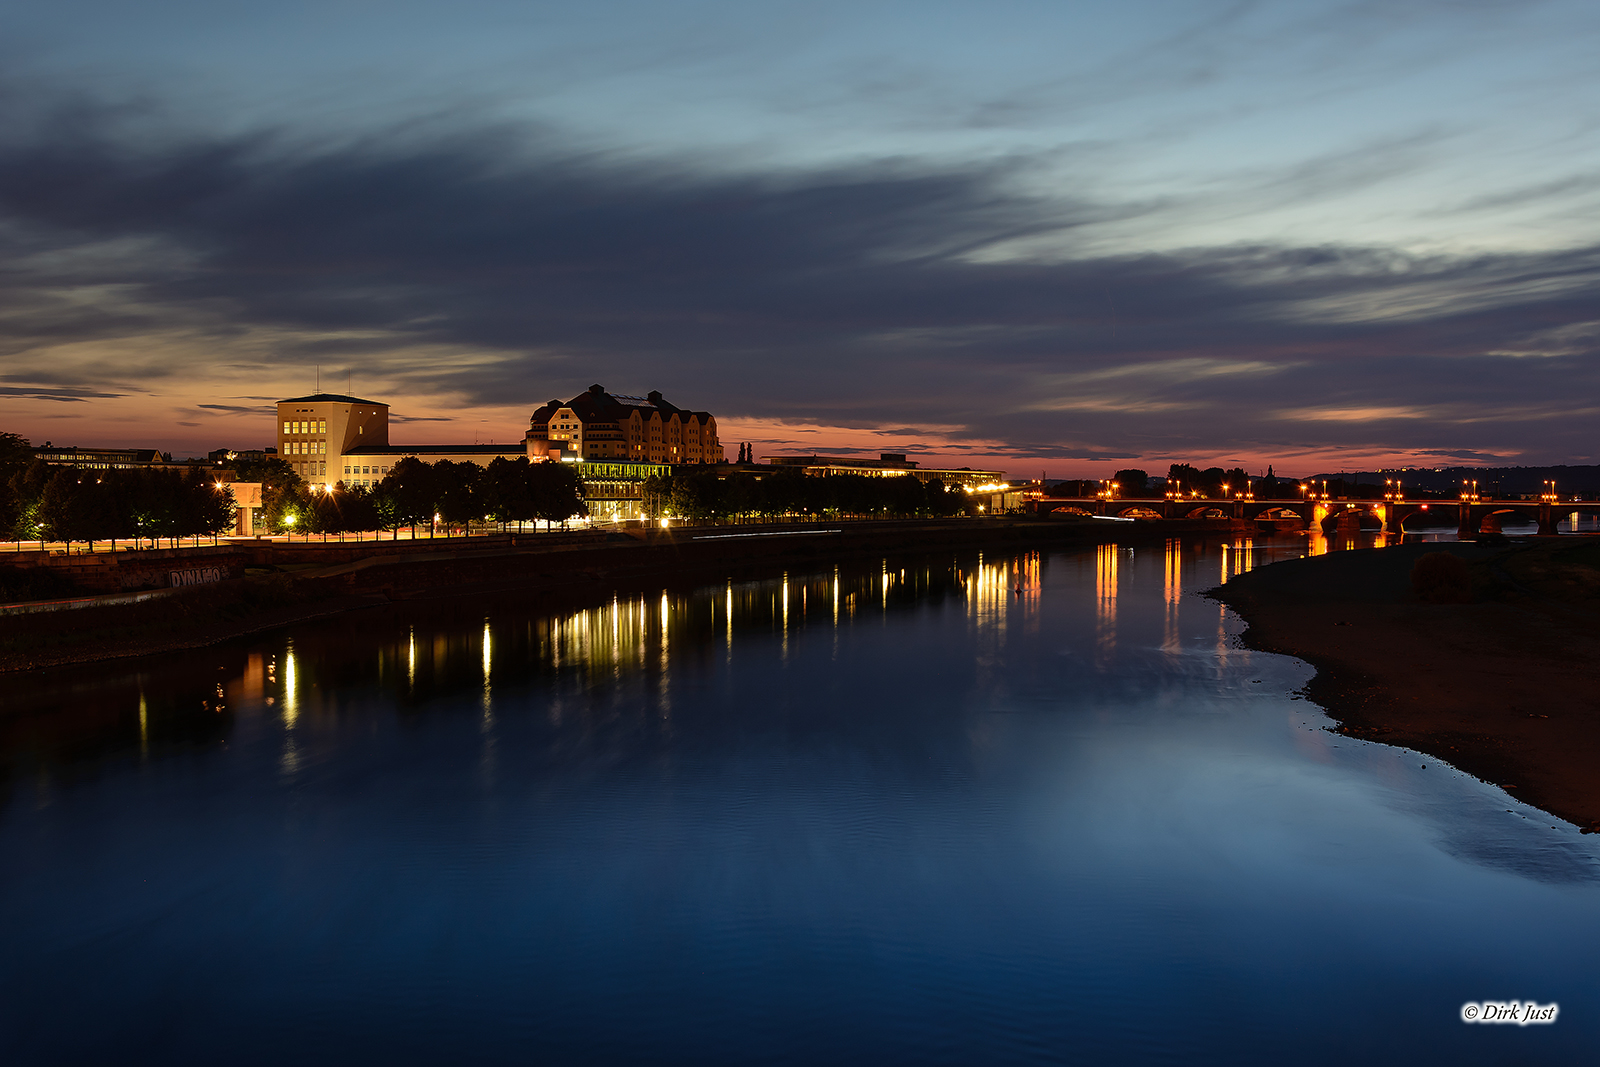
[2,532,1598,1065]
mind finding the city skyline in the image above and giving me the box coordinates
[4,2,1600,477]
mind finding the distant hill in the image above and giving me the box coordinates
[1306,465,1600,496]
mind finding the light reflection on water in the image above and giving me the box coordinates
[0,535,1597,1066]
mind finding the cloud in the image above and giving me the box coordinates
[1,90,1600,469]
[0,385,124,402]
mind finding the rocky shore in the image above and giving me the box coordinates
[1214,538,1600,831]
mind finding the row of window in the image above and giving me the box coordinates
[284,420,328,435]
[286,441,326,455]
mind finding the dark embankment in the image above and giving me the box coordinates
[1214,538,1600,831]
[0,516,1231,673]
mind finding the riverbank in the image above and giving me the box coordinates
[1214,538,1600,831]
[0,515,1231,673]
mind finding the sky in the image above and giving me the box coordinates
[3,0,1600,478]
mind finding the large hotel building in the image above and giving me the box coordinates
[524,385,722,465]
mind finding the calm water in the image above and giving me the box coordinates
[2,532,1597,1066]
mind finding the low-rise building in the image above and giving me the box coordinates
[33,444,171,470]
[765,452,1007,491]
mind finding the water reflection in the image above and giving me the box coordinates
[4,534,1600,1066]
[281,647,297,727]
[1095,543,1118,668]
[0,528,1560,794]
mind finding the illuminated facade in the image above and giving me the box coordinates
[276,393,391,489]
[276,393,526,488]
[765,453,1007,491]
[525,385,724,465]
[33,445,169,470]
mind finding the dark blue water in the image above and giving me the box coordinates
[2,535,1597,1065]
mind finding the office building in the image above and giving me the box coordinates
[276,393,524,488]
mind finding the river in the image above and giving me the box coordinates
[2,532,1596,1065]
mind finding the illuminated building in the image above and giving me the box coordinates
[765,453,1007,490]
[525,385,724,465]
[276,393,524,489]
[33,444,171,470]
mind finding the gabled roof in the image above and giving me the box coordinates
[528,385,704,425]
[278,393,388,406]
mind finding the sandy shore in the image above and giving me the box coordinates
[1214,538,1600,831]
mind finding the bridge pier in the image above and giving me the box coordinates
[1457,503,1476,540]
[1538,503,1558,536]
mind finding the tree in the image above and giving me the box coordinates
[924,479,963,517]
[378,457,440,532]
[307,484,377,535]
[528,462,586,525]
[480,457,536,526]
[36,469,88,544]
[236,455,302,532]
[182,469,236,537]
[5,460,51,540]
[1112,469,1149,495]
[0,434,35,538]
[668,469,723,520]
[641,473,671,520]
[433,461,483,528]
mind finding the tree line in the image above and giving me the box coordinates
[1,429,966,545]
[0,437,591,543]
[1,435,235,546]
[644,468,968,521]
[247,454,588,534]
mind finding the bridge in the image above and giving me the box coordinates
[1033,490,1600,537]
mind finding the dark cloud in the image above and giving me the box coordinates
[1415,448,1510,461]
[1,93,1599,465]
[0,385,124,402]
